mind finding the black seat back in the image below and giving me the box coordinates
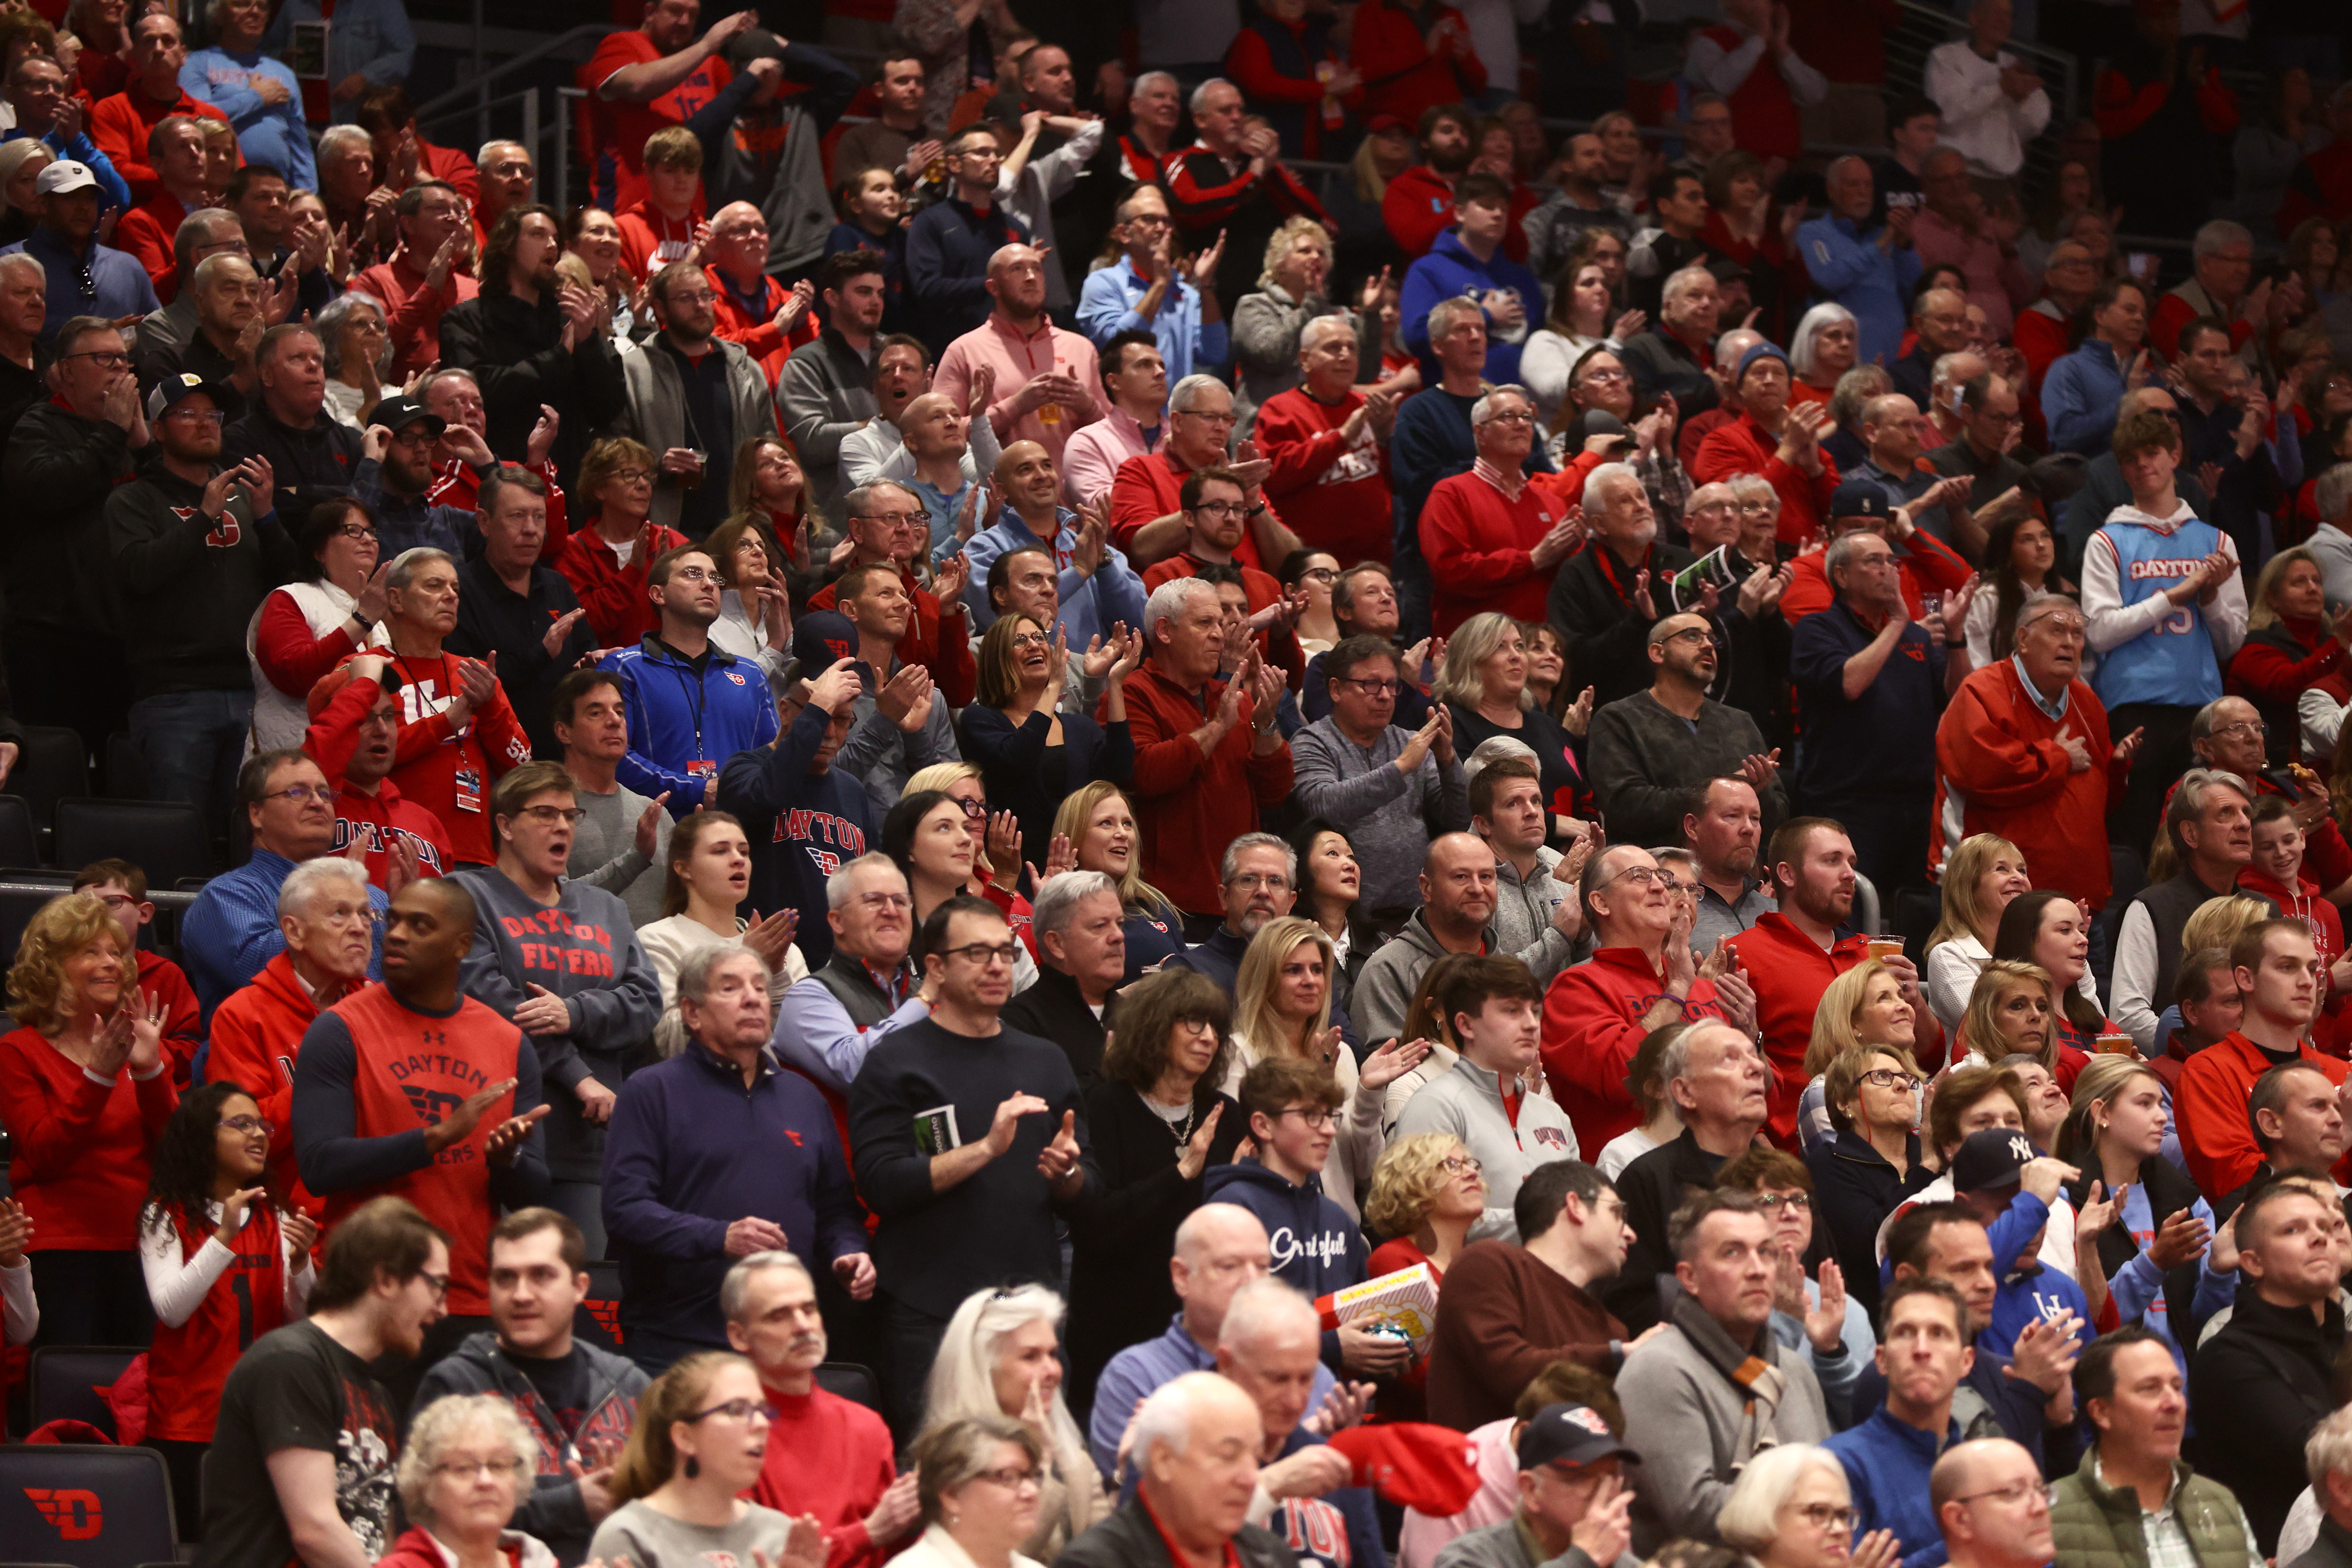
[0,1445,177,1568]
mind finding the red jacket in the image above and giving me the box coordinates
[1349,0,1486,125]
[1113,662,1295,915]
[1540,946,1727,1153]
[1252,383,1395,565]
[2176,1029,2351,1199]
[88,86,230,202]
[751,1383,901,1568]
[2013,298,2075,394]
[1110,448,1277,572]
[1702,23,1804,162]
[384,649,534,867]
[707,264,818,386]
[113,191,187,302]
[355,251,480,382]
[1932,658,2122,909]
[1381,164,1534,264]
[0,1026,176,1250]
[136,949,203,1086]
[1419,467,1570,635]
[1727,914,1868,1149]
[2226,615,2347,710]
[554,521,689,648]
[1779,527,1971,624]
[806,566,978,710]
[414,138,481,206]
[616,198,702,283]
[306,671,456,887]
[205,949,358,1216]
[1691,412,1840,545]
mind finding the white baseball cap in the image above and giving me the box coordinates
[34,160,98,196]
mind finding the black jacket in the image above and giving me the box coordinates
[714,702,876,972]
[105,453,292,695]
[222,405,371,526]
[1000,964,1115,1089]
[2189,1282,2345,1552]
[1054,1493,1298,1568]
[1547,539,1698,712]
[1064,1073,1246,1423]
[0,400,136,638]
[1605,1128,1728,1333]
[438,289,628,484]
[446,557,598,759]
[1807,1129,1932,1319]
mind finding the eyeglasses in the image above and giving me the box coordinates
[1228,873,1290,891]
[516,805,588,826]
[1752,1191,1811,1213]
[220,1113,274,1135]
[668,567,718,583]
[1575,366,1630,385]
[2211,720,2266,741]
[1953,1480,2056,1511]
[1010,631,1052,649]
[432,1457,530,1481]
[1277,1107,1338,1129]
[940,941,1021,966]
[1794,1504,1857,1531]
[687,1399,779,1424]
[975,1465,1042,1489]
[167,406,226,425]
[416,1270,451,1301]
[949,796,989,820]
[64,349,129,369]
[1859,1069,1923,1092]
[1299,566,1339,582]
[1480,410,1536,425]
[1441,1155,1483,1175]
[853,511,929,528]
[1657,626,1714,646]
[1607,865,1677,888]
[853,891,913,912]
[319,902,384,928]
[1192,500,1247,519]
[333,524,378,542]
[1338,677,1402,696]
[609,468,652,484]
[265,784,335,805]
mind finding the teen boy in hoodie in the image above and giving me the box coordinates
[450,760,661,1261]
[1398,172,1546,386]
[2082,408,2247,857]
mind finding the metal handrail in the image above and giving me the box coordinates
[409,20,616,134]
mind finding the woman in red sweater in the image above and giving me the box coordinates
[0,893,176,1347]
[1365,1131,1485,1420]
[250,498,389,752]
[2229,545,2349,766]
[555,436,689,648]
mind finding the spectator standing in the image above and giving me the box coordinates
[379,547,534,869]
[576,0,753,215]
[1350,0,1485,129]
[1925,375,2031,520]
[180,0,315,192]
[777,251,885,519]
[1166,78,1333,316]
[1109,374,1301,576]
[1798,159,1923,372]
[715,659,876,971]
[2085,410,2248,854]
[1911,153,2034,343]
[223,325,370,526]
[1682,775,1772,952]
[199,1197,446,1565]
[603,944,869,1370]
[68,860,203,1087]
[937,242,1107,476]
[1822,1279,1972,1567]
[963,443,1147,643]
[1926,0,2052,181]
[556,668,674,930]
[906,124,1029,355]
[959,608,1139,866]
[354,183,480,386]
[1522,134,1633,288]
[3,159,156,336]
[2095,0,2240,242]
[1624,171,1713,325]
[702,204,820,389]
[2045,278,2155,458]
[5,55,134,216]
[1078,185,1227,393]
[618,262,772,541]
[1421,385,1584,636]
[1229,218,1355,438]
[1549,461,1696,708]
[1684,0,1827,166]
[834,55,937,196]
[261,0,415,125]
[1061,331,1167,512]
[1253,318,1401,567]
[1693,343,1841,548]
[89,14,231,203]
[446,467,598,762]
[597,543,780,814]
[1619,266,1724,425]
[2176,919,2349,1201]
[1292,635,1469,916]
[0,893,177,1347]
[1401,172,1544,386]
[1588,613,1787,851]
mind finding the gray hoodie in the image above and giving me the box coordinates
[449,866,663,1181]
[1391,1053,1580,1242]
[1289,715,1470,914]
[832,654,961,819]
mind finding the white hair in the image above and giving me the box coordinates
[278,854,371,921]
[1582,459,1641,514]
[2316,462,2352,527]
[1470,384,1533,426]
[397,1395,535,1522]
[477,138,529,169]
[1717,1443,1848,1550]
[386,546,454,594]
[922,1284,1092,1491]
[318,124,371,163]
[0,251,44,290]
[2193,218,2254,259]
[1298,312,1357,355]
[1788,302,1856,382]
[1130,70,1178,107]
[2308,1405,2352,1487]
[1427,295,1485,343]
[825,851,905,910]
[1661,264,1716,310]
[1143,576,1217,646]
[719,1250,812,1322]
[1031,869,1119,939]
[1215,1277,1319,1353]
[1131,1371,1236,1465]
[1189,76,1237,117]
[1168,373,1230,417]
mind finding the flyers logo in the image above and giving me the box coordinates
[24,1488,102,1539]
[403,1084,467,1125]
[725,671,747,685]
[583,1296,625,1344]
[173,503,240,547]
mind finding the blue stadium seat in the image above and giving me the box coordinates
[26,1348,143,1442]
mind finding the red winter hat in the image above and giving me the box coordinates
[1325,1423,1483,1515]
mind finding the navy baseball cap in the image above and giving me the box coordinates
[790,610,859,680]
[1517,1403,1641,1471]
[1830,481,1894,523]
[1951,1127,2039,1194]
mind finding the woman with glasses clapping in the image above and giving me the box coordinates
[896,1416,1058,1568]
[1716,1442,1902,1568]
[380,1395,561,1568]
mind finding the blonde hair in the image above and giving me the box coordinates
[1365,1132,1470,1237]
[1052,781,1178,922]
[2248,545,2320,633]
[397,1395,534,1522]
[1926,834,2025,954]
[2180,893,2274,956]
[1959,959,2056,1069]
[906,761,983,797]
[1432,612,1532,708]
[1803,959,1897,1078]
[1260,215,1331,292]
[2055,1053,2165,1164]
[1232,916,1336,1062]
[9,894,125,1033]
[918,1285,1091,1516]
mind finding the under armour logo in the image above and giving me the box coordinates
[24,1489,102,1539]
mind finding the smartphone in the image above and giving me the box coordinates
[2128,251,2160,284]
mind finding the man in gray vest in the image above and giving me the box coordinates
[2052,1325,2261,1568]
[772,852,925,1105]
[2111,767,2266,1052]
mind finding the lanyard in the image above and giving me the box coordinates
[661,647,709,761]
[1592,542,1648,607]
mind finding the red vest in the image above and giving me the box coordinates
[321,985,519,1315]
[146,1205,288,1442]
[1704,24,1803,161]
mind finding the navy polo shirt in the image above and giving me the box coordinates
[1789,597,1945,800]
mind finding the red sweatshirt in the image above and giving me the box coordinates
[305,671,456,887]
[1932,659,2122,910]
[2240,865,2350,1055]
[2176,1029,2351,1199]
[617,199,703,283]
[1419,466,1571,635]
[136,949,203,1086]
[1540,946,1727,1153]
[0,1026,176,1250]
[1224,18,1363,163]
[1726,914,1868,1149]
[806,566,978,710]
[1349,0,1486,125]
[1691,413,1841,545]
[749,1382,900,1568]
[205,949,357,1216]
[2226,616,2347,709]
[88,86,230,202]
[113,190,187,302]
[1384,165,1459,262]
[555,521,690,648]
[1111,449,1277,572]
[1113,662,1295,916]
[431,457,569,546]
[2013,300,2073,394]
[1252,383,1394,565]
[384,649,534,867]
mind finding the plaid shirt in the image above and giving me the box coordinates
[1544,432,1690,521]
[2121,1465,2265,1568]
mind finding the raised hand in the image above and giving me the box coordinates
[1358,1035,1433,1091]
[1043,832,1078,879]
[1176,1102,1226,1179]
[2148,1206,2211,1269]
[1572,1476,1635,1565]
[741,908,801,973]
[483,1103,552,1165]
[280,1205,318,1255]
[423,1076,518,1152]
[542,606,586,658]
[1035,1109,1084,1188]
[0,1197,30,1266]
[1804,1259,1847,1353]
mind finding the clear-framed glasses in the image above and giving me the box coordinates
[1440,1155,1482,1175]
[516,805,588,826]
[1608,865,1675,888]
[320,901,384,928]
[853,510,928,528]
[975,1465,1041,1489]
[687,1398,779,1424]
[1859,1069,1922,1092]
[432,1456,530,1481]
[668,567,718,583]
[168,407,227,426]
[219,1113,274,1135]
[2212,719,2266,741]
[1228,872,1290,891]
[940,941,1020,966]
[854,891,913,912]
[1480,409,1537,426]
[1794,1503,1857,1531]
[1010,631,1052,649]
[1953,1480,2056,1511]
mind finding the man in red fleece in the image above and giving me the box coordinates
[111,114,215,303]
[1727,817,1938,1148]
[1932,591,2134,911]
[735,1251,918,1568]
[305,655,454,888]
[1252,314,1399,568]
[2177,918,2352,1200]
[1541,842,1751,1153]
[1421,384,1585,635]
[89,12,230,203]
[1382,104,1476,261]
[354,183,480,383]
[1119,576,1294,920]
[803,480,978,709]
[74,858,202,1081]
[205,854,376,1213]
[1109,374,1301,570]
[1691,341,1841,548]
[1140,466,1286,610]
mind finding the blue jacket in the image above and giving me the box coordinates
[2,226,156,340]
[1203,1158,1366,1368]
[1075,256,1229,386]
[0,128,129,212]
[715,701,876,971]
[600,635,780,811]
[906,196,1029,353]
[1981,1190,2095,1361]
[1824,1406,1959,1568]
[601,1041,869,1349]
[181,50,317,189]
[960,504,1148,645]
[1795,214,1921,369]
[1399,227,1545,386]
[2044,339,2132,456]
[181,847,386,1025]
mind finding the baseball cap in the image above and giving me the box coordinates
[371,395,446,438]
[1951,1127,2040,1194]
[145,371,242,423]
[791,609,859,680]
[1516,1403,1642,1471]
[1366,113,1412,136]
[1830,481,1894,523]
[724,26,788,67]
[35,159,98,197]
[1707,254,1752,285]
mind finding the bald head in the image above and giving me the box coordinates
[984,243,1049,323]
[1421,831,1500,935]
[1932,1438,2052,1568]
[993,439,1057,516]
[1714,328,1765,374]
[1172,1203,1272,1340]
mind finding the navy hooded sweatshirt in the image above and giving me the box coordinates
[1203,1158,1368,1369]
[716,700,875,970]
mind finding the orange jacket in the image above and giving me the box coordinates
[2176,1029,2350,1200]
[1540,946,1727,1153]
[1932,658,2122,909]
[205,949,357,1216]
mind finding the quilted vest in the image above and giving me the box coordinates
[2049,1448,2255,1568]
